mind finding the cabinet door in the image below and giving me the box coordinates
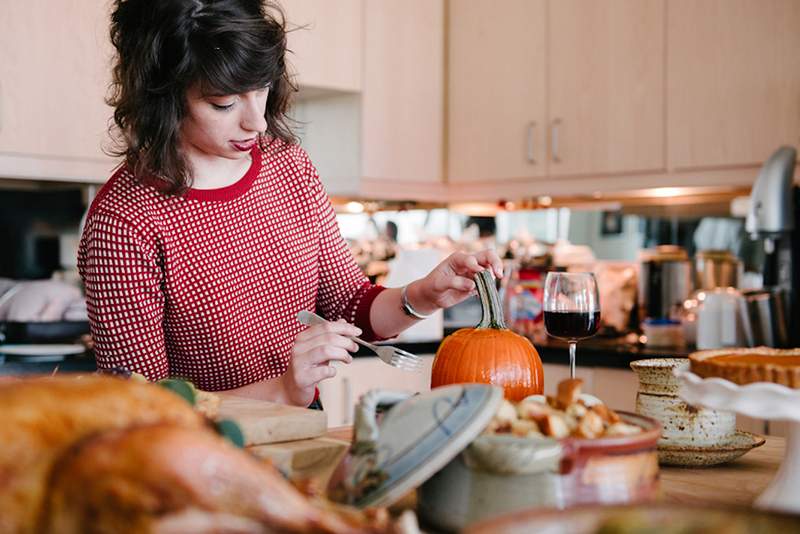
[361,0,444,184]
[668,0,800,170]
[448,0,547,182]
[0,0,114,163]
[282,0,362,92]
[548,0,665,177]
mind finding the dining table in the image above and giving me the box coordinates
[325,426,786,508]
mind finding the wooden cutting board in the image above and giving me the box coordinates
[249,436,349,487]
[217,393,327,445]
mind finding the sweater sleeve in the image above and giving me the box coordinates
[77,210,169,380]
[301,153,387,341]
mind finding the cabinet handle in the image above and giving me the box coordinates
[551,118,562,163]
[526,121,537,164]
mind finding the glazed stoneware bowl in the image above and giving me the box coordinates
[630,358,736,450]
[419,411,661,532]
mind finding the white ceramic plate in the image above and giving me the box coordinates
[0,344,86,362]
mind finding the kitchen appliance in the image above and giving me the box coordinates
[696,288,748,350]
[638,245,693,322]
[694,249,742,290]
[740,288,790,348]
[746,145,798,346]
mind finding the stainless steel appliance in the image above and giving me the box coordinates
[740,289,790,348]
[746,145,798,347]
[638,245,693,322]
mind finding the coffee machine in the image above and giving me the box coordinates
[746,146,799,347]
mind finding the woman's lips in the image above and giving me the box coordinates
[231,138,256,151]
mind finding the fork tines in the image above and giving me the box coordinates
[389,348,424,372]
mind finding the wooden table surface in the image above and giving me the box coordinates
[660,436,785,506]
[327,427,785,507]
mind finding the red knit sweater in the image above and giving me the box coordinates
[78,141,384,391]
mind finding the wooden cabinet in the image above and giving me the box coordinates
[667,0,800,170]
[299,0,446,197]
[548,0,665,177]
[282,0,363,93]
[448,0,547,183]
[318,356,434,428]
[361,0,445,185]
[448,0,664,184]
[0,0,116,182]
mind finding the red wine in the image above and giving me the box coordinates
[544,310,601,340]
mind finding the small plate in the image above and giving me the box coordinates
[657,430,765,467]
[0,344,86,362]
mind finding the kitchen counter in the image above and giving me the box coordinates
[0,353,96,375]
[326,426,785,509]
[4,336,681,375]
[357,332,690,369]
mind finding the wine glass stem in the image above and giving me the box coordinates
[569,341,577,379]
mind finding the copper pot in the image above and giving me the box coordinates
[695,250,742,290]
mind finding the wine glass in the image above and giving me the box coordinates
[543,272,601,379]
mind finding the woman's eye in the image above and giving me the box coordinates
[211,102,235,111]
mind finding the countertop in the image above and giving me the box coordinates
[0,331,687,375]
[326,425,785,508]
[356,331,689,369]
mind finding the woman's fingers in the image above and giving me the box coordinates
[294,331,358,357]
[305,344,354,367]
[290,363,337,391]
[435,275,474,293]
[447,250,503,279]
[297,319,360,340]
[474,249,504,278]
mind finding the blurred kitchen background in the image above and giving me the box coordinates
[1,0,799,378]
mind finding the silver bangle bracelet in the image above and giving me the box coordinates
[401,284,433,320]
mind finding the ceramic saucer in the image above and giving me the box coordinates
[657,430,765,467]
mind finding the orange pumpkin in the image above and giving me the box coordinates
[431,270,544,401]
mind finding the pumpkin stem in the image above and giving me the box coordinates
[475,270,507,329]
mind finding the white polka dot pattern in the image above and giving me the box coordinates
[78,141,384,391]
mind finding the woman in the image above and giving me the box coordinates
[78,0,502,406]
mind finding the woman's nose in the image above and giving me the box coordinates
[241,93,268,133]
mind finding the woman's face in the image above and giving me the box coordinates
[180,84,270,161]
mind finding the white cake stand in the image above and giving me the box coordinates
[675,369,800,514]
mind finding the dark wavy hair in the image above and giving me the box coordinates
[107,0,297,194]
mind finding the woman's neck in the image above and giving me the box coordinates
[187,150,253,190]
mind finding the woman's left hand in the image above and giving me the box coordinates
[406,250,504,314]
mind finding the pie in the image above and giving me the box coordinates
[689,347,800,388]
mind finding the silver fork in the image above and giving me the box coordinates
[296,310,424,373]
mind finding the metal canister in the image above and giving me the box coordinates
[695,249,742,290]
[638,245,693,321]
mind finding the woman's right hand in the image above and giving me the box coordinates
[282,319,361,406]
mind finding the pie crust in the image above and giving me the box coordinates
[689,348,800,388]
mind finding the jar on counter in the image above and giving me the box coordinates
[503,256,552,344]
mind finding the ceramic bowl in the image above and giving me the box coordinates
[418,411,661,532]
[631,358,736,448]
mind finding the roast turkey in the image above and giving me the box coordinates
[0,375,391,533]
